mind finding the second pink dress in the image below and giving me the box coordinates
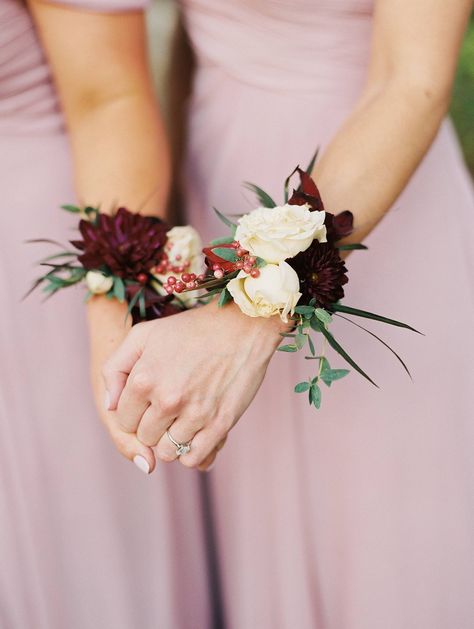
[180,0,474,627]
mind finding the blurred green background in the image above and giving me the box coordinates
[452,18,474,175]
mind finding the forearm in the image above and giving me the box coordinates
[314,78,450,243]
[68,90,171,217]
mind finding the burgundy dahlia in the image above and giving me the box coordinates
[71,207,169,279]
[290,241,348,308]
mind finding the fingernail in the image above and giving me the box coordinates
[104,390,111,411]
[133,455,150,475]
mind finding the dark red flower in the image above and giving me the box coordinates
[71,207,169,279]
[288,167,354,243]
[290,241,348,308]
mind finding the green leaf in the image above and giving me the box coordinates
[213,207,237,230]
[318,324,378,387]
[315,308,332,324]
[337,243,368,251]
[113,277,126,302]
[217,288,233,307]
[330,303,422,334]
[255,257,267,268]
[295,333,307,350]
[310,382,322,409]
[305,147,320,174]
[334,313,413,379]
[139,292,146,318]
[242,182,277,208]
[277,344,298,352]
[212,247,238,262]
[210,236,235,246]
[320,369,350,386]
[307,335,316,356]
[126,287,142,321]
[320,356,331,372]
[295,381,311,393]
[61,204,81,213]
[295,305,315,316]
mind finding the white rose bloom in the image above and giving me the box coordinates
[85,270,114,295]
[235,203,326,264]
[166,225,202,265]
[227,261,301,323]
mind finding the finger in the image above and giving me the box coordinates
[136,404,175,447]
[197,449,218,472]
[114,367,154,433]
[178,422,228,469]
[155,414,203,463]
[102,323,147,411]
[104,414,157,475]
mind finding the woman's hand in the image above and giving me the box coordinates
[102,300,285,470]
[88,297,157,474]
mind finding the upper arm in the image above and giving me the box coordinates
[368,0,472,99]
[29,0,154,118]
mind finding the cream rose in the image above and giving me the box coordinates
[227,261,301,323]
[165,225,202,265]
[85,270,114,295]
[235,203,326,263]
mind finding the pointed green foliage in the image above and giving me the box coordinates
[295,305,315,317]
[307,335,316,356]
[305,148,320,174]
[315,308,332,325]
[61,204,81,213]
[243,182,277,208]
[320,368,350,387]
[309,382,322,409]
[210,236,235,246]
[331,304,422,334]
[337,243,368,251]
[113,276,125,302]
[318,323,378,387]
[218,288,233,307]
[295,333,307,350]
[213,207,237,230]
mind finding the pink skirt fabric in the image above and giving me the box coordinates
[181,0,474,626]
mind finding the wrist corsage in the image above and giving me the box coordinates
[163,157,420,409]
[27,205,203,322]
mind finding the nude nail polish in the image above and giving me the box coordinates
[133,455,150,475]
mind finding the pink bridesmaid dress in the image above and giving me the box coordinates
[180,0,474,627]
[0,2,213,628]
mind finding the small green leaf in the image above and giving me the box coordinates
[212,247,238,262]
[337,243,368,251]
[294,381,311,393]
[307,335,316,356]
[277,344,298,352]
[315,308,332,324]
[295,305,316,316]
[113,277,126,302]
[243,182,277,208]
[255,257,267,268]
[320,368,350,386]
[61,204,81,213]
[311,382,322,409]
[217,288,233,307]
[295,333,307,350]
[320,356,331,372]
[210,236,235,246]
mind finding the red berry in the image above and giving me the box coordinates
[189,273,196,281]
[175,254,182,261]
[247,256,256,265]
[243,264,252,274]
[181,273,191,283]
[137,273,148,284]
[164,285,174,294]
[236,261,244,270]
[167,276,177,285]
[250,268,260,278]
[231,241,240,249]
[197,274,206,282]
[214,269,224,279]
[175,281,185,293]
[236,248,247,258]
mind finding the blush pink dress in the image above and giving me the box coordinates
[0,2,213,628]
[180,0,474,628]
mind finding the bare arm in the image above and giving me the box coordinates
[314,0,472,243]
[30,1,171,469]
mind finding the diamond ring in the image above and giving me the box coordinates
[166,429,192,456]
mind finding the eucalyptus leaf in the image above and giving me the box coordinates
[277,344,298,353]
[310,382,322,409]
[315,308,332,324]
[210,236,235,246]
[218,288,233,307]
[320,369,350,386]
[295,333,307,350]
[213,207,237,229]
[61,204,81,213]
[307,335,316,356]
[295,305,315,316]
[212,247,238,262]
[295,382,311,393]
[337,243,368,251]
[243,182,277,208]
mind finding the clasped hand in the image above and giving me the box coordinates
[102,300,284,473]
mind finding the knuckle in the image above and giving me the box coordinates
[158,393,181,415]
[129,371,153,395]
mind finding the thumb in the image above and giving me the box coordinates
[102,323,147,411]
